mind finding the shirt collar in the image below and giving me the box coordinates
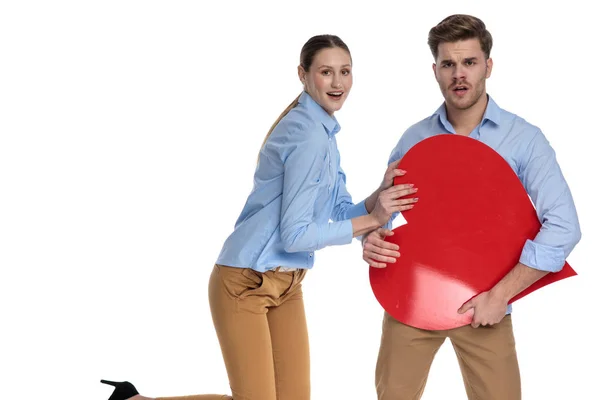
[298,91,341,135]
[433,101,454,133]
[481,95,501,126]
[433,94,502,131]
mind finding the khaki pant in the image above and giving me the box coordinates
[157,265,309,400]
[376,312,521,400]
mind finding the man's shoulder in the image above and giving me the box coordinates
[494,102,543,140]
[401,114,440,142]
[387,114,440,164]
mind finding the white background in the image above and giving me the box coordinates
[1,1,598,399]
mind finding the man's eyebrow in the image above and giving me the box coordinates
[439,57,479,64]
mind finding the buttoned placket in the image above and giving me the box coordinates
[328,135,334,192]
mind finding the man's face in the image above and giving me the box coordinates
[433,38,493,112]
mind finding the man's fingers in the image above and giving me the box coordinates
[364,228,401,267]
[363,244,400,259]
[364,257,387,268]
[367,237,399,250]
[364,240,400,254]
[367,232,399,249]
[364,250,397,263]
[377,228,395,237]
[457,301,473,314]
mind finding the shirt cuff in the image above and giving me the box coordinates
[519,239,566,273]
[381,211,401,231]
[318,219,353,249]
[344,200,369,219]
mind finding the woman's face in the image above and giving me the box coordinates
[299,47,353,115]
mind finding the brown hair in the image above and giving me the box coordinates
[427,14,493,60]
[257,35,351,159]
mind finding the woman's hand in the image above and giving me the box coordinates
[371,184,418,226]
[380,159,406,190]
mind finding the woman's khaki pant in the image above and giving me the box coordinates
[157,264,309,400]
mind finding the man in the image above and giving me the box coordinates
[362,14,581,400]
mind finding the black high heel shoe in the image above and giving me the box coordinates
[100,380,139,400]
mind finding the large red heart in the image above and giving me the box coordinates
[369,134,576,330]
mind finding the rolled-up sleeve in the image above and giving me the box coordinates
[518,131,582,272]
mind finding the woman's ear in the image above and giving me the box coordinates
[297,65,306,85]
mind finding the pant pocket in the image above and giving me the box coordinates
[216,265,265,300]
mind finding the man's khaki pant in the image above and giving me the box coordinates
[376,312,521,400]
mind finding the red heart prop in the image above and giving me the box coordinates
[369,134,576,330]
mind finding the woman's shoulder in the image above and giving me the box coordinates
[271,106,327,146]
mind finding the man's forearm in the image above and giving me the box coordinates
[490,262,549,302]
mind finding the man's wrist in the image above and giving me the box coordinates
[490,284,511,304]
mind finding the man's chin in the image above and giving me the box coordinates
[446,97,476,111]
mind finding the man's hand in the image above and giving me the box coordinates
[362,228,400,268]
[458,262,548,328]
[457,290,508,328]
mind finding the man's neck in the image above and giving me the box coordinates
[446,94,489,136]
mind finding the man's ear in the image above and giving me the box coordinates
[486,58,493,79]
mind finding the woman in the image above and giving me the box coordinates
[102,34,417,400]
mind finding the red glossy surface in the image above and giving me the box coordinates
[369,134,576,330]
